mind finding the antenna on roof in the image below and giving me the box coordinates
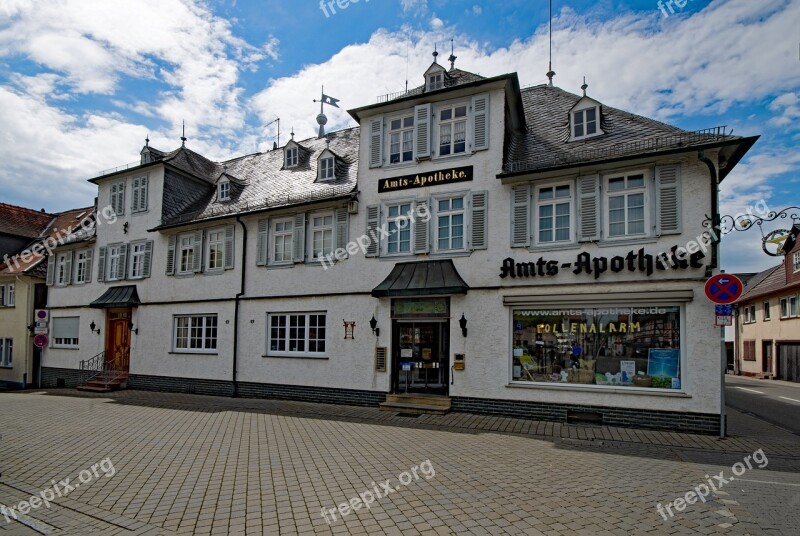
[448,39,457,71]
[581,76,588,96]
[433,43,439,63]
[546,0,556,87]
[180,121,187,147]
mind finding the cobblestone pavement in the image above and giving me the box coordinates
[1,390,799,535]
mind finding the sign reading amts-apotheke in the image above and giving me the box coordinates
[378,165,473,193]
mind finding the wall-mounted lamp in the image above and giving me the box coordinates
[123,222,129,234]
[369,315,380,337]
[127,320,138,335]
[89,321,101,335]
[459,313,468,337]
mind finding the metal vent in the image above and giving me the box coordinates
[375,347,387,372]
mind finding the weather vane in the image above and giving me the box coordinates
[313,86,340,138]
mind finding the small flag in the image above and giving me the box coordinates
[321,94,340,108]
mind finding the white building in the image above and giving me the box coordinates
[43,59,758,433]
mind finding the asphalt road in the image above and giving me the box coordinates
[726,374,800,435]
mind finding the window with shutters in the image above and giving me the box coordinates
[743,340,756,361]
[132,175,148,212]
[129,242,147,279]
[55,253,70,286]
[386,203,413,255]
[388,115,415,164]
[0,338,11,366]
[106,245,122,281]
[271,218,294,264]
[309,212,334,260]
[52,317,79,348]
[178,234,195,275]
[535,183,573,245]
[206,228,225,271]
[110,181,125,216]
[435,196,466,251]
[437,104,468,157]
[74,250,89,284]
[605,172,648,238]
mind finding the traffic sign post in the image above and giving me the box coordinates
[33,334,48,349]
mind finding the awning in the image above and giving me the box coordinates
[90,285,142,308]
[372,260,469,298]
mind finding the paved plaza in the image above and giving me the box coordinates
[1,389,799,535]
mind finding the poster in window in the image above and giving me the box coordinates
[647,349,680,388]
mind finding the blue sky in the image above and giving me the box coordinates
[0,0,798,273]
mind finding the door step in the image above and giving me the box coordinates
[380,394,451,415]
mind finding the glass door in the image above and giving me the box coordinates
[394,322,448,395]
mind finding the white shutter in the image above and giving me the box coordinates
[192,230,203,273]
[510,185,530,248]
[471,94,489,151]
[142,241,153,278]
[63,251,73,286]
[414,199,430,254]
[656,165,682,235]
[97,246,106,282]
[165,236,176,275]
[368,116,383,168]
[84,249,93,283]
[414,104,431,159]
[578,175,601,242]
[224,225,235,269]
[365,205,381,258]
[335,207,349,256]
[109,184,117,215]
[117,244,128,280]
[256,219,269,266]
[470,191,488,250]
[139,176,148,211]
[116,183,125,216]
[292,213,306,263]
[46,257,55,286]
[132,177,140,212]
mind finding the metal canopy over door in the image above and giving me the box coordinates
[778,343,800,383]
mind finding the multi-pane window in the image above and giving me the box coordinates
[389,116,414,164]
[0,339,11,366]
[206,229,225,271]
[267,313,326,356]
[763,301,771,321]
[387,203,412,254]
[310,214,334,260]
[428,73,443,91]
[174,315,218,352]
[536,184,572,244]
[218,181,230,202]
[794,251,800,273]
[178,235,194,274]
[573,107,599,139]
[0,284,13,307]
[52,317,79,347]
[743,305,756,324]
[74,251,88,284]
[320,157,335,180]
[285,147,298,167]
[107,246,121,281]
[437,197,465,251]
[438,105,467,156]
[607,173,646,237]
[110,182,125,216]
[272,219,294,263]
[56,253,70,286]
[781,298,790,319]
[129,243,147,279]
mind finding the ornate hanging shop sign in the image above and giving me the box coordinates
[378,166,473,193]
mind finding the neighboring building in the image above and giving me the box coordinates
[734,225,800,381]
[0,202,53,261]
[0,207,93,388]
[42,57,758,433]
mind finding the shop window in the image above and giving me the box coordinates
[743,340,756,361]
[511,306,682,389]
[267,312,326,357]
[173,314,217,353]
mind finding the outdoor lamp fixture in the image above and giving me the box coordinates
[459,313,468,337]
[369,315,380,337]
[128,321,138,335]
[89,321,101,335]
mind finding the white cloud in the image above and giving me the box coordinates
[472,5,483,16]
[430,15,444,30]
[768,92,800,128]
[400,0,428,15]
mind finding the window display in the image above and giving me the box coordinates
[511,306,681,389]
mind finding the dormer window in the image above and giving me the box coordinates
[428,73,443,91]
[569,96,604,141]
[218,181,231,202]
[285,146,298,168]
[141,149,150,165]
[320,157,335,181]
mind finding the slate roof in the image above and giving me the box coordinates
[0,203,53,239]
[401,67,487,99]
[154,127,359,229]
[502,85,750,177]
[736,264,795,303]
[159,145,222,184]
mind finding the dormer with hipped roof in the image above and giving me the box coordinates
[283,130,307,169]
[424,61,447,92]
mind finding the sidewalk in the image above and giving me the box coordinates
[24,388,800,459]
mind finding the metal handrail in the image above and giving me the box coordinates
[78,349,130,386]
[79,351,105,384]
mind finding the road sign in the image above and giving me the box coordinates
[34,326,49,335]
[705,274,744,304]
[715,315,733,327]
[35,309,49,321]
[715,304,733,316]
[33,334,48,348]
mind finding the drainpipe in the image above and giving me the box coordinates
[698,151,719,271]
[232,216,248,398]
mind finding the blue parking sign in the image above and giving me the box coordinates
[715,304,733,316]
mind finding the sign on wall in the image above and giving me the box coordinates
[378,166,473,193]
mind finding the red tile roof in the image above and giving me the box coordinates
[0,202,53,239]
